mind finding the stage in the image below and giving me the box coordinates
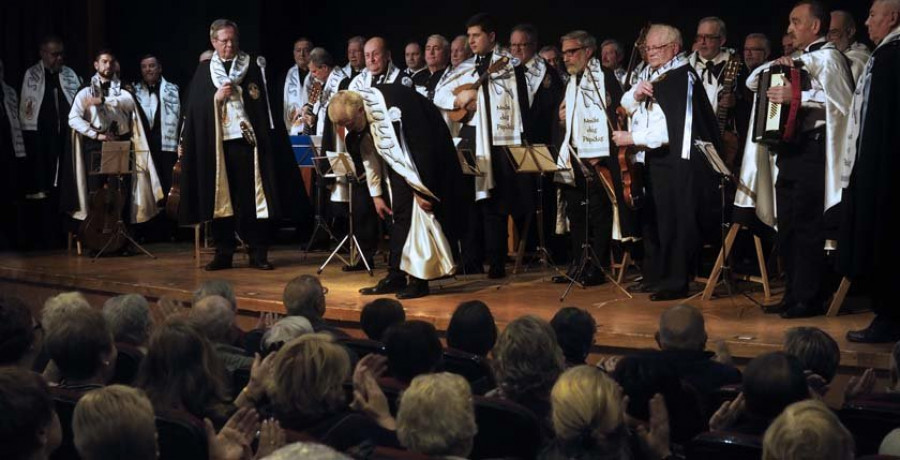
[0,243,890,372]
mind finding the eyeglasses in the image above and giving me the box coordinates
[214,38,236,45]
[642,42,675,53]
[695,34,722,42]
[561,46,585,57]
[743,47,767,53]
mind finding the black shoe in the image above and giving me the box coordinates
[204,255,233,271]
[249,249,274,270]
[779,302,824,319]
[396,279,429,299]
[847,316,900,343]
[360,274,407,295]
[649,289,688,301]
[488,264,506,279]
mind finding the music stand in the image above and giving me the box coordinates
[316,151,373,276]
[558,149,632,301]
[694,140,737,301]
[503,144,567,279]
[293,136,338,257]
[88,142,156,261]
[455,137,484,177]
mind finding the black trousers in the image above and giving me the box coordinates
[386,167,415,274]
[645,151,706,292]
[212,140,268,255]
[560,161,613,269]
[775,129,829,306]
[350,177,381,267]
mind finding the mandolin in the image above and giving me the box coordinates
[716,57,743,169]
[448,56,510,124]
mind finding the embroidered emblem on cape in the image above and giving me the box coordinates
[388,106,402,122]
[401,76,413,88]
[24,98,35,120]
[248,82,261,100]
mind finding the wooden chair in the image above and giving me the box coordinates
[701,224,771,302]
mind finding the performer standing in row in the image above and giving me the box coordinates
[841,0,900,342]
[350,37,410,90]
[282,37,314,135]
[403,41,427,79]
[449,35,471,72]
[64,50,163,227]
[20,36,81,201]
[613,24,722,300]
[434,13,531,279]
[343,36,366,80]
[600,39,627,88]
[0,59,26,249]
[132,55,180,199]
[829,10,872,82]
[179,19,290,271]
[748,0,854,318]
[413,34,450,101]
[329,87,468,298]
[554,30,622,286]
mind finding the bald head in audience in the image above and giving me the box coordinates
[657,304,707,351]
[190,295,234,344]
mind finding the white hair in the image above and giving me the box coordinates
[649,24,683,48]
[102,294,150,345]
[261,316,314,351]
[42,292,92,335]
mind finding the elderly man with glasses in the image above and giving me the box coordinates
[611,24,723,301]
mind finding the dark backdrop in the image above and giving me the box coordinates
[2,0,870,91]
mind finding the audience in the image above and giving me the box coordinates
[396,373,477,458]
[446,300,498,358]
[239,333,396,451]
[383,320,443,387]
[282,275,349,338]
[715,352,810,437]
[0,367,61,460]
[193,279,246,347]
[540,365,672,460]
[191,295,254,373]
[102,294,151,350]
[612,354,707,444]
[0,296,40,369]
[360,298,406,342]
[655,304,742,401]
[44,306,116,391]
[135,320,233,426]
[490,315,565,435]
[783,326,840,395]
[72,385,158,460]
[260,315,314,356]
[551,306,596,367]
[762,399,854,460]
[4,280,890,460]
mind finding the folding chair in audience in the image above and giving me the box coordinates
[470,396,543,460]
[339,337,387,360]
[441,348,494,396]
[840,396,900,456]
[155,409,209,460]
[684,431,763,460]
[111,342,144,385]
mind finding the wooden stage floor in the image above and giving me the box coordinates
[0,243,890,370]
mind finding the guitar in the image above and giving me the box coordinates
[448,56,510,124]
[302,81,323,135]
[716,56,743,168]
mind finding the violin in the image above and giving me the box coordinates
[614,106,644,210]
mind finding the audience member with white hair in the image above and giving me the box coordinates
[396,373,477,458]
[260,316,314,356]
[762,399,854,460]
[102,294,151,350]
[191,295,253,373]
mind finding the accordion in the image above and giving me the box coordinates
[752,64,804,146]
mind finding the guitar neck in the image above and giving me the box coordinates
[716,60,740,134]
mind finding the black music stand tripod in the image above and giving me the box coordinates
[89,143,156,261]
[559,150,632,302]
[302,142,340,258]
[316,152,373,276]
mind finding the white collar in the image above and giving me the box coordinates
[803,37,828,53]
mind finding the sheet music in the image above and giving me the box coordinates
[694,140,732,177]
